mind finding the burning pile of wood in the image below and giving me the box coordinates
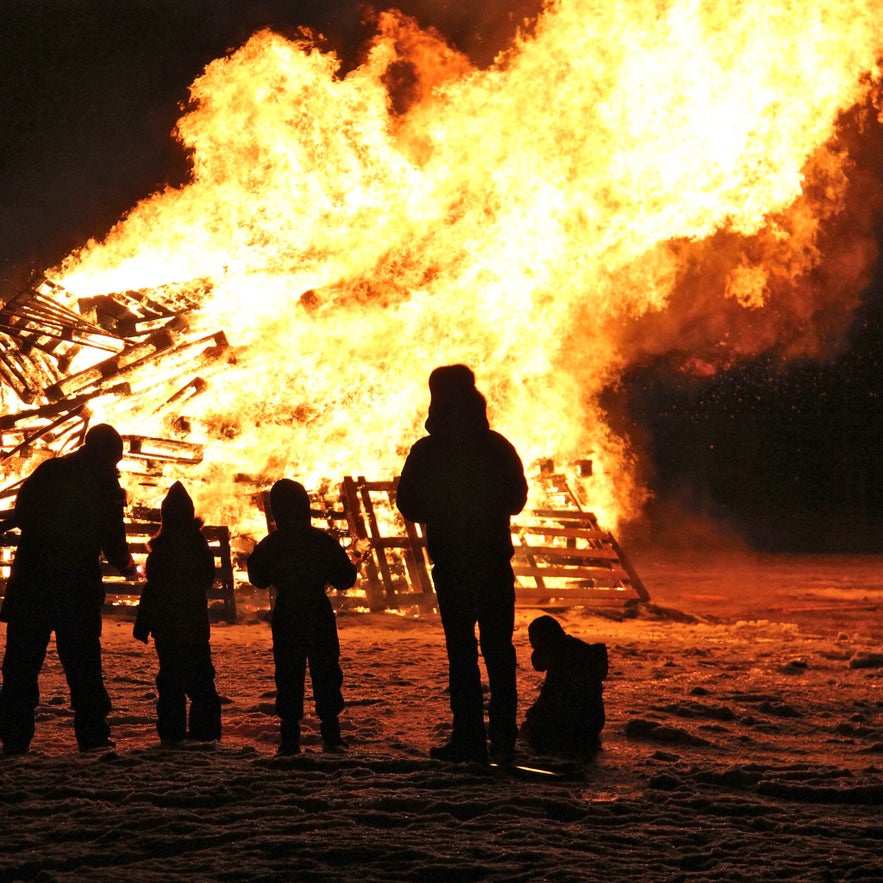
[1,274,648,617]
[0,273,233,510]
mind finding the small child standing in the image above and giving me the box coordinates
[247,479,358,756]
[519,615,608,761]
[133,481,222,746]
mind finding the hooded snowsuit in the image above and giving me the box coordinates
[396,365,528,762]
[519,615,608,760]
[0,424,134,753]
[134,481,221,744]
[246,479,357,752]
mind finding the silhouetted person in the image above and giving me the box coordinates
[0,424,136,754]
[519,615,608,761]
[246,479,357,755]
[397,365,528,765]
[133,481,222,746]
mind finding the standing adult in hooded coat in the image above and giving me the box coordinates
[396,365,528,764]
[0,424,136,754]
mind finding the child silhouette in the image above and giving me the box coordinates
[247,479,357,755]
[519,615,607,761]
[134,481,222,746]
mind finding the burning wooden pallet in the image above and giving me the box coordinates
[305,475,649,614]
[0,513,237,623]
[0,274,229,468]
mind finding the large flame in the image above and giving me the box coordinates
[49,0,883,536]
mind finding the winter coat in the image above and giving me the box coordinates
[521,635,608,759]
[1,448,130,625]
[134,521,216,645]
[246,523,357,611]
[396,407,528,567]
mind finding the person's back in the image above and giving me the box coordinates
[5,432,131,623]
[136,481,216,645]
[396,365,527,765]
[521,615,608,760]
[246,479,356,755]
[248,522,356,602]
[134,481,221,746]
[0,424,133,754]
[396,365,527,568]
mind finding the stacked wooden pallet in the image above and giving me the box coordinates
[318,476,648,613]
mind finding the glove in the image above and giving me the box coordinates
[133,620,150,644]
[120,555,139,581]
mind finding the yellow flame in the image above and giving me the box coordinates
[50,0,883,535]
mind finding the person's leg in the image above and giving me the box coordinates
[155,643,188,744]
[183,643,222,742]
[477,565,518,763]
[55,608,112,751]
[432,566,487,761]
[272,626,307,754]
[0,621,51,754]
[306,610,345,750]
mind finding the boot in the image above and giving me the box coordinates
[320,718,348,753]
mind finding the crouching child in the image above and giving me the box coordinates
[246,479,358,756]
[133,481,222,746]
[519,615,608,761]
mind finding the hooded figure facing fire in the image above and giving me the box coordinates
[397,365,528,765]
[0,424,136,754]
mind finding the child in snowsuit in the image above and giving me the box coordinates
[246,479,357,756]
[519,615,608,761]
[133,481,222,746]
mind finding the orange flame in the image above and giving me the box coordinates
[48,0,883,535]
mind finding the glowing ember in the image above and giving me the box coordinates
[22,0,883,536]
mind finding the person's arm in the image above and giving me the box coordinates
[587,643,609,681]
[499,436,529,516]
[323,535,358,591]
[395,439,431,524]
[246,536,272,588]
[197,533,217,591]
[100,475,135,576]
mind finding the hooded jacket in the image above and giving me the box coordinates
[396,366,528,567]
[135,482,215,644]
[246,480,357,608]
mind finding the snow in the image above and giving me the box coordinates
[1,550,882,881]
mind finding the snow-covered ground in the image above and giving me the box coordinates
[1,549,882,881]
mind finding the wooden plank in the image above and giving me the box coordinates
[356,476,402,611]
[514,525,610,542]
[515,589,630,605]
[530,508,601,521]
[515,544,621,560]
[512,564,630,580]
[342,477,386,612]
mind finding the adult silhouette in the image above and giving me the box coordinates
[0,424,136,754]
[397,365,528,764]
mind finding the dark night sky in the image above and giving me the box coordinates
[2,1,882,552]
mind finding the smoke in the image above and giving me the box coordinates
[616,97,883,374]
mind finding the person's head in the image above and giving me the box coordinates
[161,480,196,527]
[82,423,124,466]
[270,479,311,527]
[528,615,567,673]
[528,615,567,650]
[425,364,488,435]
